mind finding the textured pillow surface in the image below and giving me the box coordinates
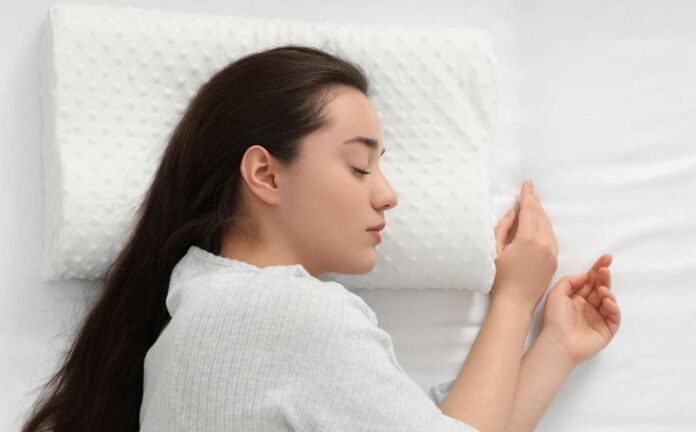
[40,2,499,292]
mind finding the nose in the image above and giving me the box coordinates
[372,171,399,210]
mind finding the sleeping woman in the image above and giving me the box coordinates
[21,45,621,432]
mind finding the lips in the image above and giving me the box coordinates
[367,222,385,231]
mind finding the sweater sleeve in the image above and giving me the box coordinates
[431,378,458,407]
[280,279,479,432]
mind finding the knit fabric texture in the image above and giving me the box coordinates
[139,245,478,431]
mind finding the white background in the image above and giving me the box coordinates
[2,0,695,430]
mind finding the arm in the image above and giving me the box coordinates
[439,292,533,432]
[443,179,559,431]
[503,330,575,432]
[278,280,480,432]
[503,255,620,431]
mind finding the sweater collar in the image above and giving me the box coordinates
[185,245,311,279]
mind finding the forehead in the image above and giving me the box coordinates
[312,88,384,154]
[342,136,386,157]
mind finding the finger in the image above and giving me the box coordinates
[602,265,612,290]
[591,254,612,274]
[523,180,548,216]
[495,209,516,256]
[554,273,589,298]
[597,287,619,314]
[517,180,541,236]
[587,284,603,308]
[534,212,558,255]
[530,193,554,234]
[567,273,589,292]
[599,285,616,302]
[601,297,621,334]
[520,180,558,254]
[575,273,593,299]
[596,267,611,293]
[585,266,613,304]
[598,301,612,319]
[594,255,613,274]
[532,190,546,213]
[576,254,612,298]
[604,297,621,319]
[590,284,614,310]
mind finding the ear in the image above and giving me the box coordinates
[239,145,284,206]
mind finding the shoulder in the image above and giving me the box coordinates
[174,267,378,339]
[257,273,380,343]
[286,275,378,326]
[237,272,388,367]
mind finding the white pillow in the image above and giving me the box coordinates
[39,2,499,292]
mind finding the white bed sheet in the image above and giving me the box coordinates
[4,1,696,431]
[351,2,696,431]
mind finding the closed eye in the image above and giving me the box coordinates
[353,167,371,176]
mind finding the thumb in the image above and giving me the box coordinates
[553,273,589,298]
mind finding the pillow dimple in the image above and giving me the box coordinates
[40,2,498,293]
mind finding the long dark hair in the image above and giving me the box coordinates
[22,44,371,432]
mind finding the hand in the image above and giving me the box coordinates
[540,254,621,366]
[492,180,559,312]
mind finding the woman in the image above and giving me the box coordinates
[21,45,620,432]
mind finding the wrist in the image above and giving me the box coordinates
[490,292,536,321]
[489,294,535,326]
[537,329,579,369]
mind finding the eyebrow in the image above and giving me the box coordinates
[343,136,386,157]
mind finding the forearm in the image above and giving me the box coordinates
[439,295,533,432]
[503,330,576,432]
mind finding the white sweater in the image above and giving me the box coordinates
[139,245,478,431]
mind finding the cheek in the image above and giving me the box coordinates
[298,163,363,226]
[318,164,358,212]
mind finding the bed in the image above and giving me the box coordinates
[3,1,695,431]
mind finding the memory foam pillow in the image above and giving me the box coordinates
[39,2,499,292]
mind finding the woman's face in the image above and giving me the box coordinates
[224,86,398,278]
[280,87,399,277]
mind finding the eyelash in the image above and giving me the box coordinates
[353,167,371,176]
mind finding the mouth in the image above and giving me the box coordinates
[367,222,386,231]
[367,230,382,243]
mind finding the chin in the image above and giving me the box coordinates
[323,247,379,275]
[347,250,379,275]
